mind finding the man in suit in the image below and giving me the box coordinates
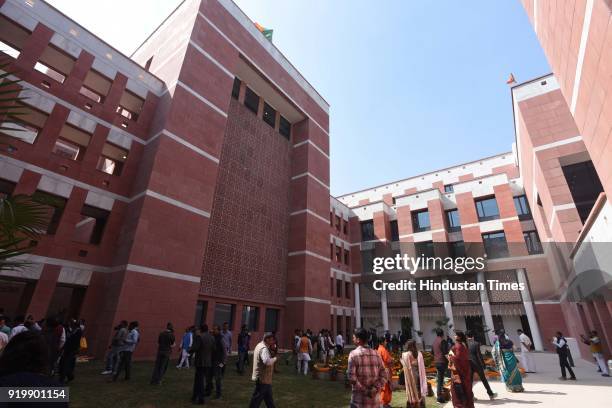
[466,330,497,400]
[190,324,215,405]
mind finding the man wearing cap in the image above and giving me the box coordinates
[249,332,278,408]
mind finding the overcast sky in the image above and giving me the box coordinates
[47,0,550,196]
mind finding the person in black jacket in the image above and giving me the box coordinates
[190,324,215,404]
[210,324,227,399]
[150,322,176,385]
[466,330,496,400]
[58,319,82,384]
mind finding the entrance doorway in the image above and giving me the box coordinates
[465,316,487,344]
[47,285,86,322]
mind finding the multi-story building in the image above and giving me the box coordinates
[0,0,609,362]
[0,0,331,358]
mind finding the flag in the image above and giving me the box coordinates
[255,22,273,41]
[506,73,516,84]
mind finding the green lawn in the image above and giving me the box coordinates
[69,354,437,407]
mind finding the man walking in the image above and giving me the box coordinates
[102,321,127,375]
[432,328,449,403]
[335,332,344,355]
[150,322,176,385]
[467,331,496,400]
[553,331,576,381]
[236,325,251,374]
[348,328,387,408]
[580,330,609,377]
[297,331,312,375]
[210,325,226,399]
[113,321,139,381]
[58,319,82,385]
[249,333,278,408]
[517,329,536,373]
[190,325,214,404]
[177,327,193,369]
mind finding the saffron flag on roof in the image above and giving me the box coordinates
[255,22,273,41]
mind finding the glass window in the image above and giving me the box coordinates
[444,184,454,193]
[513,195,532,220]
[390,220,399,241]
[31,191,67,235]
[264,308,279,332]
[244,87,259,114]
[360,220,374,241]
[231,77,241,99]
[336,279,342,297]
[475,197,500,221]
[52,124,91,161]
[213,303,235,329]
[97,142,128,176]
[449,241,466,258]
[412,210,431,232]
[194,300,208,327]
[482,231,509,259]
[116,90,144,121]
[0,179,16,198]
[73,205,110,245]
[415,241,434,257]
[263,102,276,128]
[335,245,342,262]
[345,282,351,299]
[344,249,350,265]
[0,103,48,145]
[446,209,461,232]
[335,215,341,231]
[0,15,31,59]
[80,69,112,103]
[241,305,259,331]
[35,44,75,84]
[562,161,604,223]
[343,219,348,234]
[524,230,543,254]
[279,115,291,140]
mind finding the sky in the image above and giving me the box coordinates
[47,0,550,196]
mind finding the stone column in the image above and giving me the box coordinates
[354,283,361,328]
[381,289,389,331]
[442,278,455,336]
[477,272,496,345]
[410,278,422,345]
[517,268,544,351]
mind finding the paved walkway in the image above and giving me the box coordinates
[449,352,611,407]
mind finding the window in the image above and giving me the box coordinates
[264,308,279,332]
[263,102,276,128]
[0,16,31,59]
[415,241,435,257]
[80,69,111,104]
[52,124,91,161]
[336,279,342,297]
[444,184,454,193]
[360,220,374,241]
[412,210,431,232]
[475,197,500,221]
[241,305,259,331]
[390,220,399,241]
[513,195,532,220]
[213,303,235,329]
[279,115,291,140]
[345,282,351,299]
[31,191,67,235]
[449,241,466,258]
[330,243,334,260]
[344,249,350,265]
[330,278,334,296]
[335,215,341,231]
[231,77,241,99]
[523,230,543,254]
[446,209,461,232]
[0,179,16,198]
[482,231,509,259]
[0,103,48,144]
[343,219,348,234]
[35,44,75,84]
[194,300,208,327]
[97,142,128,176]
[562,161,604,223]
[74,205,110,245]
[116,90,144,121]
[335,245,342,263]
[244,86,259,114]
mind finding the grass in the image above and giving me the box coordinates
[69,354,437,407]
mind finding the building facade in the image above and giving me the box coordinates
[0,0,609,362]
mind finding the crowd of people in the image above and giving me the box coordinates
[0,310,609,408]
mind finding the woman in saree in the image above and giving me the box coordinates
[492,329,524,392]
[400,340,427,408]
[447,331,474,408]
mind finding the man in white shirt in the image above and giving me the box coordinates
[9,316,27,339]
[335,332,344,355]
[249,333,277,407]
[517,329,535,373]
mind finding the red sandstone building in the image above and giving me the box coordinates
[0,0,610,362]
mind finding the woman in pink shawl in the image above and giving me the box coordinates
[400,340,427,408]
